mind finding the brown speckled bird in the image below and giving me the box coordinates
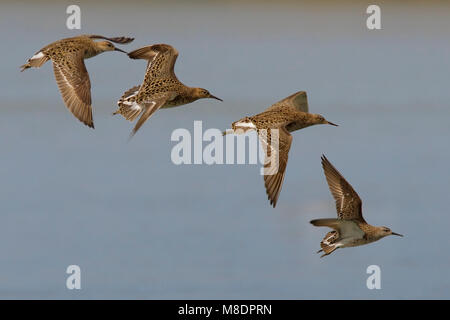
[114,44,222,138]
[223,91,337,207]
[21,34,134,128]
[310,155,403,258]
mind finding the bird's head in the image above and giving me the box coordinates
[312,114,338,127]
[192,88,223,102]
[96,41,127,54]
[379,226,403,238]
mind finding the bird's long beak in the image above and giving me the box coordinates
[114,47,127,54]
[209,94,223,102]
[391,232,403,237]
[327,121,338,126]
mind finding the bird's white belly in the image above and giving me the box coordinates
[336,221,365,248]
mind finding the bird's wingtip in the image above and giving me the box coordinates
[127,130,137,142]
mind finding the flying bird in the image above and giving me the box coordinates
[114,44,222,138]
[224,91,337,207]
[21,34,134,128]
[310,155,403,257]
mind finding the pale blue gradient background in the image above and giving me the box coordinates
[0,1,449,299]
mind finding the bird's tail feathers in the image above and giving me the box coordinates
[319,245,338,258]
[114,86,142,121]
[20,52,49,72]
[20,63,31,72]
[319,230,340,258]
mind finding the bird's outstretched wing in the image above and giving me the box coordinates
[260,126,293,208]
[128,92,176,138]
[321,155,365,222]
[128,44,179,80]
[266,91,309,113]
[88,35,134,44]
[52,50,93,128]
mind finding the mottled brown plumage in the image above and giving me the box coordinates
[114,44,222,138]
[310,155,403,257]
[21,34,134,128]
[224,91,337,208]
